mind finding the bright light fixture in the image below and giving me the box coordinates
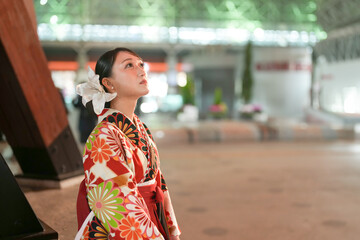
[50,15,58,24]
[253,28,264,40]
[177,72,187,87]
[37,23,321,46]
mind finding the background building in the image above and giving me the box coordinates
[33,0,360,127]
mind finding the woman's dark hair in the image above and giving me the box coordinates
[89,47,140,110]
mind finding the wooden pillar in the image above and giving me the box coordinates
[0,0,83,180]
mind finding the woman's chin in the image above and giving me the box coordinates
[141,88,150,96]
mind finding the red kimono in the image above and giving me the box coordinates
[75,109,180,240]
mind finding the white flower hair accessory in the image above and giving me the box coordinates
[75,66,117,115]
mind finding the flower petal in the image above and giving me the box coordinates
[93,93,106,115]
[75,66,113,112]
[87,66,95,79]
[105,92,117,102]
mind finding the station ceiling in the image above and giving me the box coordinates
[34,0,360,35]
[34,0,322,32]
[33,0,360,62]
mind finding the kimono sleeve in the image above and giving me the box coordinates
[157,170,181,236]
[83,122,165,239]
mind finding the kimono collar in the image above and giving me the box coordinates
[98,108,148,150]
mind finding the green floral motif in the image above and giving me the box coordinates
[88,181,126,232]
[85,123,103,153]
[84,134,95,155]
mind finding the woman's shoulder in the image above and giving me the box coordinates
[92,120,117,131]
[86,121,125,143]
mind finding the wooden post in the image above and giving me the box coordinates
[0,0,83,180]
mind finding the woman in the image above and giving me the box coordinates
[75,48,181,240]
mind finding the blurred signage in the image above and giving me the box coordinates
[256,62,311,71]
[320,74,333,80]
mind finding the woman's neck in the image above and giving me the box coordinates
[110,98,137,120]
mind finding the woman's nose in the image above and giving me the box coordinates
[137,66,146,76]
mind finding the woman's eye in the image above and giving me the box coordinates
[125,63,133,68]
[139,62,144,68]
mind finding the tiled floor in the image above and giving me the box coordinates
[23,140,360,240]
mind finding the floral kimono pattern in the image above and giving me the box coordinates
[76,109,180,240]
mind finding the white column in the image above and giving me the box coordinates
[166,48,178,91]
[75,45,88,84]
[252,47,312,119]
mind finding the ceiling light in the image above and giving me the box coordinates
[50,15,58,24]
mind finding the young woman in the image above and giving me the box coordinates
[75,48,181,240]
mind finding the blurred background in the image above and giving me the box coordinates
[1,0,360,239]
[33,0,360,131]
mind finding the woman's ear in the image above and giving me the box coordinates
[101,78,114,92]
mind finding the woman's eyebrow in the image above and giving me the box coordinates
[120,57,143,64]
[121,58,132,64]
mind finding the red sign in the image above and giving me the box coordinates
[256,62,312,71]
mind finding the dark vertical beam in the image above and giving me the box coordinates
[0,0,83,180]
[0,153,58,239]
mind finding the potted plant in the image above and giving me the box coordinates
[241,41,254,104]
[178,75,198,122]
[209,88,228,119]
[239,103,262,120]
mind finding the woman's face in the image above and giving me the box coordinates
[106,51,149,100]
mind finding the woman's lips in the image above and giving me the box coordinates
[140,79,147,85]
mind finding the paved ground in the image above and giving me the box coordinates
[23,140,360,240]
